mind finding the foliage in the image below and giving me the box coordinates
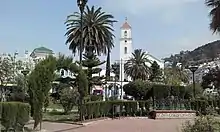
[60,86,79,114]
[90,95,103,101]
[125,49,151,80]
[182,115,220,132]
[76,68,88,121]
[163,40,220,66]
[202,66,220,89]
[164,67,188,85]
[0,102,30,131]
[149,61,162,82]
[43,110,78,122]
[28,56,56,129]
[0,54,15,101]
[111,62,120,81]
[82,52,105,93]
[124,81,194,100]
[65,6,117,55]
[83,100,150,119]
[206,0,220,34]
[56,53,79,73]
[123,80,151,100]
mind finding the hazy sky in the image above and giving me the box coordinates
[0,0,219,61]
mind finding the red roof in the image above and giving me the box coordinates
[121,21,131,29]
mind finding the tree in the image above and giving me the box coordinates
[206,0,220,33]
[163,68,188,86]
[0,54,14,101]
[60,84,79,114]
[149,61,162,82]
[82,52,105,94]
[76,68,88,121]
[124,49,151,80]
[65,6,117,59]
[123,80,151,100]
[202,66,220,90]
[28,56,56,130]
[111,62,120,80]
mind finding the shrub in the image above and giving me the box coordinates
[182,115,220,132]
[83,100,150,119]
[0,102,30,131]
[90,95,103,101]
[123,80,151,100]
[60,88,79,114]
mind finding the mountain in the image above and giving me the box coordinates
[164,40,220,66]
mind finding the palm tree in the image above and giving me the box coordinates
[65,6,117,60]
[124,49,151,80]
[206,0,220,33]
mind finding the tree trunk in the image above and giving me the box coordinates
[106,48,111,81]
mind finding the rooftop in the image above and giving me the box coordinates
[121,18,131,29]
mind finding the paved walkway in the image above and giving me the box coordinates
[27,118,192,132]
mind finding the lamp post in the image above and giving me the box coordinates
[77,0,87,122]
[21,69,29,94]
[189,66,198,98]
[77,0,87,67]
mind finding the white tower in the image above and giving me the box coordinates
[119,18,133,82]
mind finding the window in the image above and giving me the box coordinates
[124,47,127,54]
[124,31,127,37]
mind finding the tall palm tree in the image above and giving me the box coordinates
[206,0,220,33]
[65,6,117,60]
[124,49,151,80]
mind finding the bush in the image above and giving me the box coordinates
[0,102,30,131]
[83,100,150,119]
[60,88,79,114]
[123,80,151,100]
[182,115,220,132]
[90,95,103,101]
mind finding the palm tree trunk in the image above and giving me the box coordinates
[106,48,111,81]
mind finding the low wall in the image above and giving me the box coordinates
[155,110,196,119]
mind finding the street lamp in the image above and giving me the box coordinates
[77,0,87,66]
[21,69,29,94]
[189,66,198,98]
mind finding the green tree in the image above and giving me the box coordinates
[60,84,79,114]
[163,68,188,86]
[28,56,56,130]
[82,52,105,94]
[65,6,117,61]
[76,68,88,121]
[123,80,151,100]
[124,49,151,80]
[149,61,162,82]
[0,54,14,101]
[206,0,220,33]
[111,62,120,81]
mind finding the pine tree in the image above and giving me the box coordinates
[82,51,105,94]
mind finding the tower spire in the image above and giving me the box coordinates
[121,17,131,29]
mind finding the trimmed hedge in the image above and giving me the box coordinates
[83,100,150,119]
[0,102,30,131]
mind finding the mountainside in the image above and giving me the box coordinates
[164,40,220,66]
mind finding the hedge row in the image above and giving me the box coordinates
[152,85,188,99]
[0,102,30,131]
[82,99,215,119]
[83,100,150,119]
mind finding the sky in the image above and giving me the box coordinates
[0,0,219,61]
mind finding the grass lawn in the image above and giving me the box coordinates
[43,110,78,123]
[47,103,78,111]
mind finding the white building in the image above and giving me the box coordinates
[119,19,164,82]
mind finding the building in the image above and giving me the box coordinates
[119,19,164,82]
[30,47,54,61]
